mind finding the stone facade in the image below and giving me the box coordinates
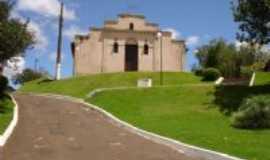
[71,13,186,75]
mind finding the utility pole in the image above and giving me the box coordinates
[55,2,64,80]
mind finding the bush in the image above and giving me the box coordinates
[15,68,44,84]
[0,75,8,94]
[191,64,203,76]
[194,69,204,76]
[232,95,270,129]
[240,67,253,78]
[251,62,265,71]
[202,68,221,81]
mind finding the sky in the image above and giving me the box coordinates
[6,0,239,79]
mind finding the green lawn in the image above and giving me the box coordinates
[255,72,270,85]
[88,86,270,160]
[20,72,203,98]
[20,72,270,160]
[0,95,14,134]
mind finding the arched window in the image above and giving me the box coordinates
[144,43,149,55]
[129,23,134,31]
[113,41,119,53]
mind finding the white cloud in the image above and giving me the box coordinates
[235,40,248,49]
[186,36,200,46]
[10,9,22,20]
[3,57,25,80]
[27,21,48,50]
[17,0,76,20]
[9,10,48,51]
[64,25,88,40]
[193,49,199,54]
[234,41,270,53]
[260,45,270,53]
[163,28,181,39]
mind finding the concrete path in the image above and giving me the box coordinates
[2,93,197,160]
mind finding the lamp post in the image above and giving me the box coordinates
[157,31,163,85]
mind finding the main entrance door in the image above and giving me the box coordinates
[125,44,138,71]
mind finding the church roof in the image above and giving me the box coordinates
[73,13,185,43]
[118,13,145,19]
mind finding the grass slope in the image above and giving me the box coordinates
[20,72,203,98]
[89,86,270,160]
[21,72,270,159]
[0,95,14,134]
[255,72,270,85]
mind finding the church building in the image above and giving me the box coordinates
[71,13,186,75]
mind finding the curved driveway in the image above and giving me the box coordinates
[2,93,197,160]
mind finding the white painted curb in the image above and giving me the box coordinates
[30,93,245,160]
[0,95,19,146]
[249,72,256,87]
[215,77,224,85]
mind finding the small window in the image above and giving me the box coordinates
[113,42,119,53]
[129,23,134,30]
[144,44,149,55]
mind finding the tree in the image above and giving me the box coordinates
[232,0,270,71]
[195,39,227,69]
[233,0,270,44]
[14,68,46,84]
[0,1,34,73]
[195,39,259,78]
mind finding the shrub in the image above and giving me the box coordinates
[191,64,203,76]
[251,62,265,71]
[202,68,221,81]
[15,68,44,84]
[240,67,253,78]
[0,75,8,94]
[232,95,270,129]
[194,69,204,76]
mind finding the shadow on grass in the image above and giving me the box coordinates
[214,84,270,115]
[37,78,54,84]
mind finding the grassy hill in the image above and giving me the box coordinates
[255,72,270,85]
[20,72,203,98]
[0,95,14,134]
[89,85,270,160]
[20,71,270,160]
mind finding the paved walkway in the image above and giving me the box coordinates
[2,93,197,160]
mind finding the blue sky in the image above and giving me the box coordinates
[11,0,239,78]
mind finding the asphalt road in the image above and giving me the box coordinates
[2,93,197,160]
